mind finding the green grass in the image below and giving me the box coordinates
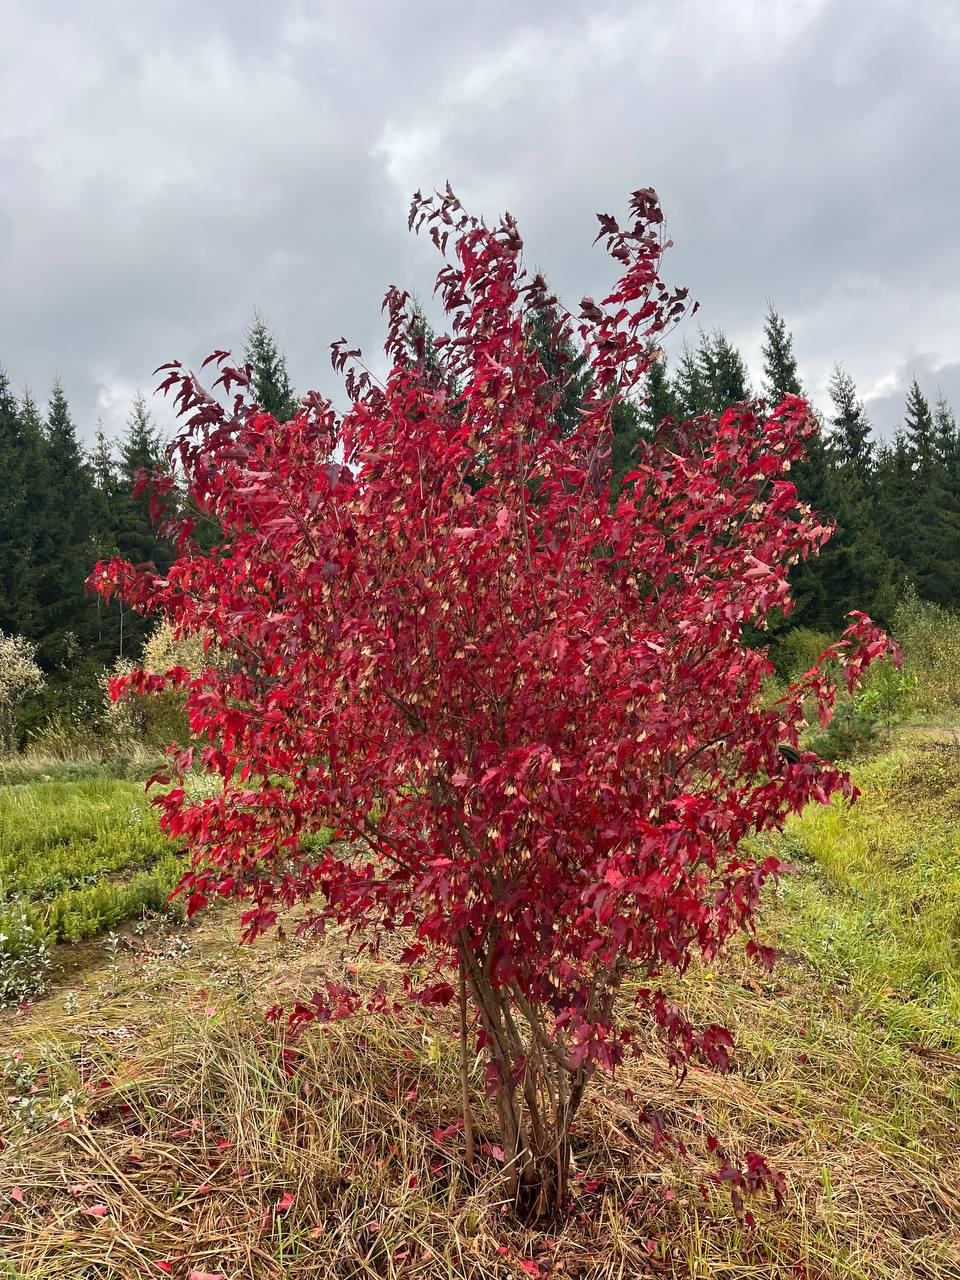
[769,738,960,1048]
[0,772,185,959]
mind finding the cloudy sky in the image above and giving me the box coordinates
[1,0,957,444]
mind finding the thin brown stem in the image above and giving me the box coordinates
[458,955,475,1171]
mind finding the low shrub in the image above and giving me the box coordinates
[769,627,835,681]
[0,901,51,1006]
[809,698,881,762]
[43,853,185,944]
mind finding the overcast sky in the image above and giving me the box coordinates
[1,0,957,446]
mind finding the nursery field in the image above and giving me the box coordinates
[1,737,960,1279]
[0,766,185,1006]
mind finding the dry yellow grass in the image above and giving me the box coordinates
[2,895,959,1280]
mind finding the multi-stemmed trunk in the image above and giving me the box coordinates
[457,941,593,1223]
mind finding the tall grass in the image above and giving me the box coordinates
[893,591,960,716]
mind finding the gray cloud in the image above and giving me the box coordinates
[1,0,957,445]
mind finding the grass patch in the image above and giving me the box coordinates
[0,910,958,1279]
[0,775,184,988]
[0,739,959,1276]
[0,755,162,788]
[772,738,960,1047]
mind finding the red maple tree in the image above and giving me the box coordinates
[92,187,895,1220]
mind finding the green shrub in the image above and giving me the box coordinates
[769,627,835,681]
[809,699,881,762]
[42,852,185,944]
[0,777,186,951]
[0,778,171,900]
[0,902,51,1006]
[855,656,917,727]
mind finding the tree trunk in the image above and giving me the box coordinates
[458,939,588,1223]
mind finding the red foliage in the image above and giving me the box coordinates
[91,186,896,1221]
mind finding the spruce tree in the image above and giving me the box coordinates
[874,433,918,589]
[828,365,872,483]
[244,310,297,421]
[900,384,960,604]
[0,368,32,635]
[609,396,648,497]
[641,351,677,432]
[89,421,120,654]
[903,377,935,476]
[37,380,98,660]
[16,390,52,639]
[934,393,960,480]
[671,341,708,418]
[761,305,802,404]
[110,394,170,655]
[526,300,592,438]
[697,330,750,411]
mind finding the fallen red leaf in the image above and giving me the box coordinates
[9,1188,24,1205]
[276,1192,295,1212]
[81,1204,109,1218]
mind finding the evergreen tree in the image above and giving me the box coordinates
[119,393,162,482]
[895,382,960,604]
[0,368,32,635]
[526,300,592,438]
[109,395,171,655]
[828,365,872,482]
[405,305,451,390]
[672,341,708,418]
[91,420,117,496]
[761,305,802,404]
[934,392,960,480]
[641,351,677,432]
[244,311,297,421]
[609,396,648,497]
[698,329,751,410]
[36,380,98,660]
[16,390,52,639]
[874,432,917,582]
[88,421,120,655]
[903,377,935,476]
[672,331,749,418]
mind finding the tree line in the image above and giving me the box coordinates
[0,302,955,688]
[0,315,293,733]
[641,307,960,635]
